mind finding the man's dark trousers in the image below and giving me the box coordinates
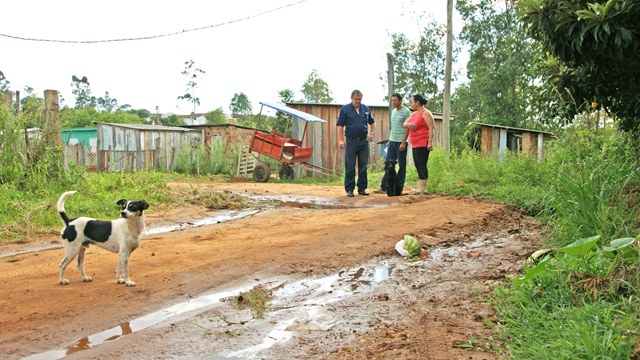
[344,139,369,193]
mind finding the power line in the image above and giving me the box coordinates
[0,0,310,44]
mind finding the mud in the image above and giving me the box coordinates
[0,182,543,359]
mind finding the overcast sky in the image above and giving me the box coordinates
[1,0,463,115]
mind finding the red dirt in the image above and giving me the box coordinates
[0,182,542,359]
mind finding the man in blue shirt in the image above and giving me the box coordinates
[337,90,375,197]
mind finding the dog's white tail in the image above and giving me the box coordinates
[57,190,77,225]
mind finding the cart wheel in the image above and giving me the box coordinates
[253,164,270,182]
[279,164,294,180]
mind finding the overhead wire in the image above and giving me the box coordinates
[0,0,310,44]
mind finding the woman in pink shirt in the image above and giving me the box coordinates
[400,94,435,194]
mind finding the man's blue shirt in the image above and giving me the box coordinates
[337,103,375,139]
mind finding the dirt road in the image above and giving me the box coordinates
[0,182,541,359]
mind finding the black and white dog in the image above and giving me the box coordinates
[385,160,402,197]
[57,191,149,286]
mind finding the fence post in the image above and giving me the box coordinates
[169,147,176,172]
[43,90,61,149]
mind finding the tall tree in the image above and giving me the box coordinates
[230,92,252,119]
[518,0,640,132]
[386,19,447,109]
[177,60,206,118]
[301,70,333,103]
[71,75,95,109]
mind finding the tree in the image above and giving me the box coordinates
[0,70,9,91]
[127,108,151,120]
[271,89,297,135]
[96,91,119,112]
[278,88,296,103]
[177,60,206,118]
[518,0,640,132]
[454,0,540,129]
[205,107,227,124]
[230,92,252,119]
[161,114,186,127]
[386,19,447,109]
[60,107,145,128]
[20,86,45,128]
[71,75,95,109]
[301,70,333,103]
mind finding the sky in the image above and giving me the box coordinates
[1,0,463,115]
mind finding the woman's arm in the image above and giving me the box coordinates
[423,111,435,150]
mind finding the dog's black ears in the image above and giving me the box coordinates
[116,199,128,207]
[141,200,149,210]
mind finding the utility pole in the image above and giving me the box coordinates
[387,53,395,115]
[442,0,453,152]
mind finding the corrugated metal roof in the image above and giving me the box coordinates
[95,122,200,132]
[260,102,326,123]
[62,127,96,132]
[284,102,448,120]
[185,123,257,131]
[473,122,555,136]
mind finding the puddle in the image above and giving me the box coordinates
[144,209,261,235]
[23,258,398,360]
[428,237,491,261]
[22,238,493,359]
[241,193,346,210]
[23,282,261,360]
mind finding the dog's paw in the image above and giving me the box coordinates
[125,280,136,287]
[83,276,93,282]
[60,279,70,285]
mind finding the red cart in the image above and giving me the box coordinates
[249,102,330,182]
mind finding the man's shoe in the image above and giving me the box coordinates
[346,191,354,197]
[358,190,370,196]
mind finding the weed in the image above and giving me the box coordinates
[225,285,273,319]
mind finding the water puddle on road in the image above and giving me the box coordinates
[1,193,344,260]
[144,209,261,235]
[22,259,399,360]
[22,237,492,359]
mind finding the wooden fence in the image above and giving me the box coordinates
[63,144,96,171]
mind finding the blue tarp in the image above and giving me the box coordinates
[259,102,326,123]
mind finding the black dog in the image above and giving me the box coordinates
[385,160,402,197]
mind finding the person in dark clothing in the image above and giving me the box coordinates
[337,90,375,197]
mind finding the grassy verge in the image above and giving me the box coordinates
[415,128,639,359]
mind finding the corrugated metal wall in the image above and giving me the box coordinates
[96,123,202,172]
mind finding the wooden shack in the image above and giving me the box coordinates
[475,122,555,161]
